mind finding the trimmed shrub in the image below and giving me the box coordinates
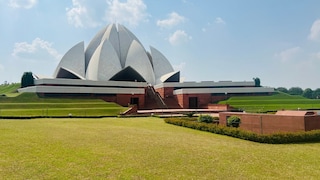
[227,115,241,128]
[185,112,195,117]
[212,116,219,120]
[164,118,320,144]
[21,72,34,88]
[198,114,214,123]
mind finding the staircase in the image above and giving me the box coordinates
[144,85,167,109]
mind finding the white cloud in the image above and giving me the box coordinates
[168,30,192,45]
[105,0,149,27]
[315,52,320,59]
[12,38,62,60]
[215,17,226,24]
[66,0,100,28]
[275,46,301,62]
[310,51,320,60]
[0,64,4,71]
[308,19,320,41]
[157,12,186,28]
[8,0,37,9]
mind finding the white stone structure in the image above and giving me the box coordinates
[54,23,179,85]
[19,23,275,109]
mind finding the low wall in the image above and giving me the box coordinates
[305,116,320,131]
[219,112,320,134]
[207,104,230,111]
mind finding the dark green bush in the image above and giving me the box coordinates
[185,112,195,117]
[21,72,34,88]
[164,118,320,144]
[227,115,241,127]
[197,114,214,123]
[212,116,219,120]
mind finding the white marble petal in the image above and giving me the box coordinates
[53,41,85,79]
[125,40,155,84]
[86,40,121,81]
[150,46,174,81]
[84,25,109,70]
[117,24,137,68]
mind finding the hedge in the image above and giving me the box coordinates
[198,114,214,123]
[164,118,320,144]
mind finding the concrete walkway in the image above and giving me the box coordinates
[137,108,223,117]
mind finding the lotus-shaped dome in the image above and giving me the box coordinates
[53,23,179,85]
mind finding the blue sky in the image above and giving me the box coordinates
[1,0,320,89]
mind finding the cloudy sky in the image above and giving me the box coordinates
[1,0,320,89]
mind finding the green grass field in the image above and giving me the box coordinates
[0,83,20,95]
[1,117,319,179]
[0,93,128,117]
[219,92,320,112]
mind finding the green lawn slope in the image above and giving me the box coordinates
[1,117,320,179]
[219,92,320,112]
[0,84,128,117]
[0,83,20,95]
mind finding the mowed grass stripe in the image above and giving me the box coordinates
[0,83,20,94]
[219,92,320,112]
[0,117,320,179]
[0,92,128,116]
[0,93,109,103]
[0,103,121,109]
[0,108,126,116]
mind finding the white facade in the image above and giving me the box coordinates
[19,86,144,95]
[18,78,146,95]
[154,81,257,89]
[23,23,275,105]
[173,87,274,95]
[54,23,178,85]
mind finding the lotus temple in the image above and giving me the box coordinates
[19,23,274,109]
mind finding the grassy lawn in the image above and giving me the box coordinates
[219,92,320,112]
[0,83,20,95]
[1,117,320,179]
[0,93,128,116]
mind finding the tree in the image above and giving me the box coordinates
[276,87,288,94]
[313,88,320,99]
[302,88,313,99]
[253,77,261,87]
[288,87,303,95]
[21,72,34,88]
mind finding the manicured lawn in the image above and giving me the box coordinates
[1,117,319,179]
[0,93,128,116]
[0,83,20,95]
[219,92,320,112]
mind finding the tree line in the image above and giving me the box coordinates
[276,87,320,99]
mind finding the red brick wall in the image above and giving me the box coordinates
[207,104,230,111]
[197,94,212,108]
[219,112,319,134]
[155,87,174,98]
[101,96,117,102]
[116,94,145,108]
[174,93,212,108]
[305,116,320,131]
[211,95,229,103]
[175,94,187,108]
